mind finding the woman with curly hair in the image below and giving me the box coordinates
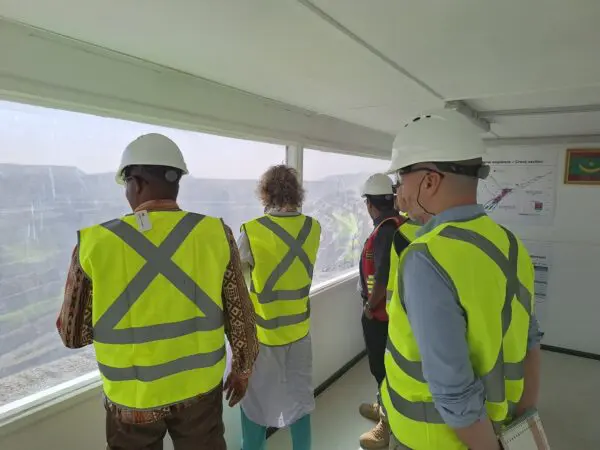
[237,165,321,450]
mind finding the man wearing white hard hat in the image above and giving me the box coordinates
[380,110,543,450]
[357,173,410,449]
[57,133,258,450]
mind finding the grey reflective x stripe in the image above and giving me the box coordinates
[253,216,314,303]
[397,242,461,314]
[98,346,226,382]
[439,226,532,317]
[386,225,531,423]
[386,289,394,304]
[386,339,426,383]
[385,379,445,424]
[255,301,311,330]
[439,225,531,403]
[93,213,224,345]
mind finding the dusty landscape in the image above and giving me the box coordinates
[0,164,371,406]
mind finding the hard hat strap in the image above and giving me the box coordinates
[398,161,489,180]
[396,166,445,186]
[431,161,481,178]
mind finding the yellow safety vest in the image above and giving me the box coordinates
[242,214,321,346]
[381,215,534,450]
[386,219,421,301]
[79,211,229,410]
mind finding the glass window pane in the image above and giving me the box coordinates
[303,148,390,286]
[0,100,284,408]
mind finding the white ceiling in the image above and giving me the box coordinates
[1,0,600,140]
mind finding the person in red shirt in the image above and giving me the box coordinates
[357,174,410,449]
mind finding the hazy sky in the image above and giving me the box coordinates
[0,101,389,181]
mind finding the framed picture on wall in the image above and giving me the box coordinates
[564,149,600,185]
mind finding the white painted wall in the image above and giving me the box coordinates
[486,144,600,355]
[0,275,364,450]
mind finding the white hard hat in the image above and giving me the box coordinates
[361,173,394,197]
[116,133,189,184]
[386,109,486,174]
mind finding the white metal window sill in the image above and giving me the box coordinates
[0,271,358,437]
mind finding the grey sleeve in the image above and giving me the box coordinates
[402,251,487,429]
[236,230,254,267]
[236,231,253,287]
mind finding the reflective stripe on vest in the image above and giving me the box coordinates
[255,302,312,330]
[386,227,531,419]
[386,290,394,303]
[94,215,224,346]
[98,348,226,382]
[90,213,225,383]
[384,220,532,443]
[398,220,420,242]
[252,216,314,305]
[244,214,320,346]
[386,221,420,303]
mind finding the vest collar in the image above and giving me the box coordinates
[134,200,180,213]
[417,204,486,237]
[265,207,301,217]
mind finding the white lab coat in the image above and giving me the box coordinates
[237,215,315,428]
[241,334,314,428]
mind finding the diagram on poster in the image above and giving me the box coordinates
[478,150,557,226]
[522,240,552,329]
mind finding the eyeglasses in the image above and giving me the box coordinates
[395,166,445,187]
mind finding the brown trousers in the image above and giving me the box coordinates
[106,387,226,450]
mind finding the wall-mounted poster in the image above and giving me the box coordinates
[521,240,553,330]
[478,148,558,227]
[564,149,600,185]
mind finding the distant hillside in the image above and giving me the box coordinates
[0,163,373,405]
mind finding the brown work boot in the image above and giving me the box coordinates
[360,419,390,449]
[359,402,380,422]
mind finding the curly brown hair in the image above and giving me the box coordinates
[257,165,304,210]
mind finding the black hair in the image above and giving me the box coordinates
[366,194,395,211]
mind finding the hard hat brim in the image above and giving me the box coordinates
[385,151,486,175]
[386,110,487,175]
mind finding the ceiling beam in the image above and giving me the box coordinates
[478,104,600,118]
[445,100,491,132]
[296,0,444,100]
[0,18,393,158]
[484,133,600,147]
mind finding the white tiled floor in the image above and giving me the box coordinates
[268,351,600,450]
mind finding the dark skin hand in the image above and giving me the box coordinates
[364,282,387,319]
[224,372,249,407]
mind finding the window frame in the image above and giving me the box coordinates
[301,147,389,286]
[0,108,385,425]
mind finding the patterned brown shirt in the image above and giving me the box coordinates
[56,200,258,424]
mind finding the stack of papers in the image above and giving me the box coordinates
[500,410,551,450]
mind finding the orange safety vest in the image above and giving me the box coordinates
[360,215,406,321]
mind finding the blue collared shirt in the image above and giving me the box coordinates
[402,204,543,428]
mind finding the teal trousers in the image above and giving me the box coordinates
[241,408,311,450]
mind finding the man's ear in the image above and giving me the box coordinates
[426,171,443,193]
[133,176,144,195]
